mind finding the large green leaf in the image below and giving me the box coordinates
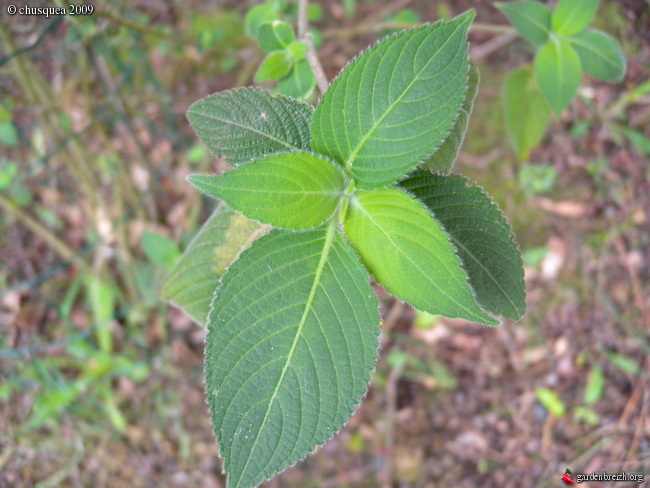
[343,188,497,325]
[503,65,551,160]
[494,1,551,46]
[534,39,582,115]
[311,12,473,189]
[187,87,312,165]
[400,170,526,320]
[161,204,265,324]
[421,58,479,174]
[206,225,380,488]
[188,152,346,230]
[552,0,599,36]
[569,29,626,82]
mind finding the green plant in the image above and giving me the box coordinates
[245,0,319,99]
[163,10,525,488]
[496,0,626,160]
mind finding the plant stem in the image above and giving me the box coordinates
[95,8,194,45]
[0,194,85,269]
[297,0,329,94]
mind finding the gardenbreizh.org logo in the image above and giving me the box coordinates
[561,467,645,484]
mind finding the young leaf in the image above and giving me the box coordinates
[245,1,279,38]
[205,225,380,488]
[287,41,308,61]
[534,39,581,115]
[343,188,498,325]
[160,204,265,324]
[569,29,626,82]
[187,87,313,166]
[494,1,551,46]
[276,59,316,99]
[254,51,293,82]
[188,152,346,230]
[400,170,526,320]
[551,0,599,36]
[421,58,479,174]
[311,12,474,189]
[503,65,551,160]
[257,21,295,52]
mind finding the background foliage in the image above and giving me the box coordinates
[1,1,649,487]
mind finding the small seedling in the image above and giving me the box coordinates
[496,0,626,159]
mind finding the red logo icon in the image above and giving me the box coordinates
[561,468,575,485]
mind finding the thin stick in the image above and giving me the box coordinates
[297,0,329,94]
[0,194,84,269]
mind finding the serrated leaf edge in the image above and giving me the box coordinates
[400,173,526,321]
[203,224,383,487]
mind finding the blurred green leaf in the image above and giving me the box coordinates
[276,59,315,99]
[343,0,356,19]
[0,161,18,190]
[606,352,640,375]
[0,121,18,147]
[495,1,551,46]
[307,4,323,21]
[518,162,557,197]
[584,365,604,405]
[534,39,581,115]
[0,106,12,124]
[573,405,599,426]
[503,66,550,160]
[522,246,549,267]
[569,29,625,82]
[287,40,308,60]
[257,20,295,51]
[254,51,293,81]
[140,230,181,270]
[552,0,599,36]
[610,124,650,156]
[535,387,566,417]
[86,275,115,353]
[245,1,279,38]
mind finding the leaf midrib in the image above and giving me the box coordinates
[233,221,337,485]
[343,20,466,171]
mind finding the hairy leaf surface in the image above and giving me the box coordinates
[161,204,265,324]
[534,39,581,115]
[503,65,550,160]
[421,58,479,174]
[188,152,345,230]
[343,188,497,324]
[206,226,380,488]
[495,1,551,46]
[569,29,626,82]
[400,170,526,320]
[187,88,312,165]
[552,0,598,36]
[311,12,473,189]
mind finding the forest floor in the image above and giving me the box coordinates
[1,1,649,487]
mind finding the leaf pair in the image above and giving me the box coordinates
[165,11,526,488]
